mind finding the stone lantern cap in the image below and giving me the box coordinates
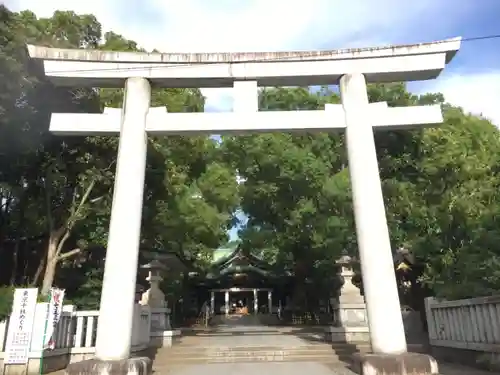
[141,259,166,271]
[393,247,415,265]
[335,251,358,266]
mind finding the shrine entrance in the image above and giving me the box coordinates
[186,246,291,321]
[210,287,273,315]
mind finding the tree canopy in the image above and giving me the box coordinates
[226,85,500,302]
[0,6,238,310]
[1,5,500,316]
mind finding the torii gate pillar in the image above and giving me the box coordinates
[341,73,408,355]
[94,77,151,361]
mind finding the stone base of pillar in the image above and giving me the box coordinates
[352,352,439,375]
[324,326,370,343]
[150,329,182,348]
[66,356,152,375]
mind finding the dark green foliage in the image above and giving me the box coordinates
[0,286,15,321]
[0,7,238,308]
[1,5,499,312]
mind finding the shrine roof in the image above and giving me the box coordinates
[204,246,287,280]
[212,246,269,267]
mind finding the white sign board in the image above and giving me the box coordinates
[43,288,65,349]
[4,288,38,364]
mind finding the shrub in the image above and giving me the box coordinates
[0,286,15,321]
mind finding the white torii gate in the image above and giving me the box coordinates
[27,38,461,375]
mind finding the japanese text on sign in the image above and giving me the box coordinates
[4,288,38,364]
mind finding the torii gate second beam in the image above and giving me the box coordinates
[49,102,442,135]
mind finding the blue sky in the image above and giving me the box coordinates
[5,0,500,241]
[6,0,500,125]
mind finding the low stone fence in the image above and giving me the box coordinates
[0,304,179,374]
[425,295,500,370]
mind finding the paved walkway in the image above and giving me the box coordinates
[159,361,495,375]
[163,361,354,375]
[155,316,355,374]
[152,316,495,375]
[45,315,495,374]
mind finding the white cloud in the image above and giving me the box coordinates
[4,0,499,126]
[421,72,500,126]
[6,0,459,53]
[146,0,320,52]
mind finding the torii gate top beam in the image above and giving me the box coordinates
[27,38,461,88]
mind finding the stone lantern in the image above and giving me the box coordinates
[140,259,167,308]
[336,253,364,304]
[139,259,171,331]
[325,251,370,343]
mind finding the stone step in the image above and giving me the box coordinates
[155,354,343,364]
[152,361,352,375]
[153,344,366,366]
[169,342,369,351]
[169,338,426,351]
[153,331,430,369]
[164,346,341,356]
[167,343,365,351]
[153,354,347,367]
[153,343,428,364]
[153,356,345,369]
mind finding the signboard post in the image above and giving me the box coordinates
[3,288,38,365]
[41,288,65,350]
[38,288,65,375]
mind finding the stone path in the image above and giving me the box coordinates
[439,363,494,375]
[153,317,354,374]
[158,360,496,375]
[151,316,495,375]
[45,315,496,374]
[161,361,355,375]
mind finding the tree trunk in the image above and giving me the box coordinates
[32,247,48,286]
[41,256,57,296]
[10,241,19,285]
[37,178,97,294]
[10,193,27,285]
[40,230,62,296]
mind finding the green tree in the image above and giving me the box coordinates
[387,106,500,299]
[3,5,500,308]
[0,8,239,308]
[225,83,500,304]
[222,87,350,307]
